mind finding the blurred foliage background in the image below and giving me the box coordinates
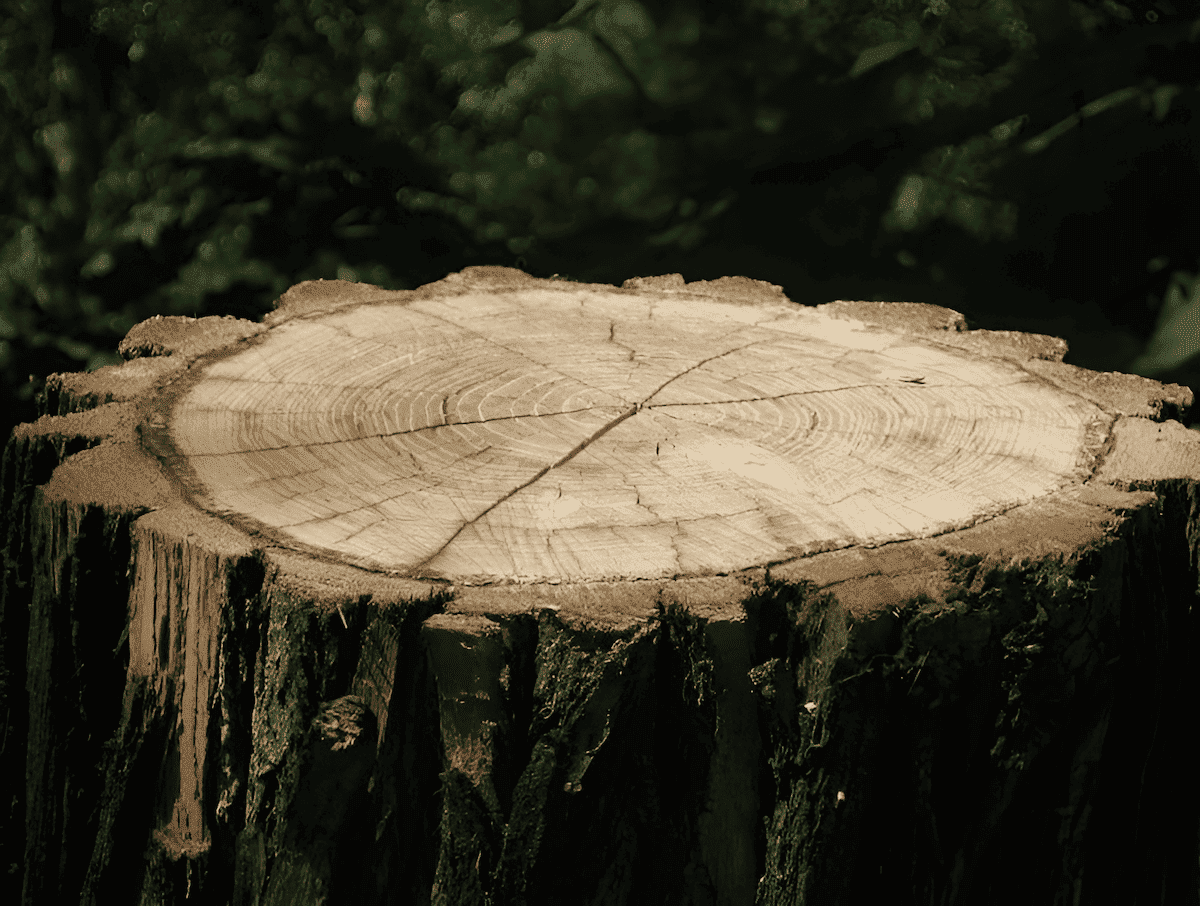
[2,0,1199,450]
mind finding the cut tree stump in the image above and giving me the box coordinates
[2,266,1199,905]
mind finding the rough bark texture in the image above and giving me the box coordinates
[2,266,1199,906]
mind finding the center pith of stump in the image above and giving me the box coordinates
[160,278,1103,583]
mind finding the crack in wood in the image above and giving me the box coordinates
[412,403,643,572]
[413,341,761,573]
[151,281,1136,581]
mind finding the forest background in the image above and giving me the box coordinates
[2,0,1199,453]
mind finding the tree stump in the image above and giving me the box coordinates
[2,266,1198,905]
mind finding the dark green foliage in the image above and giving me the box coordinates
[2,0,1198,449]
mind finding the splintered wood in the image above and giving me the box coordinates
[156,273,1107,583]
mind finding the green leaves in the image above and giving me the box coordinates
[883,113,1028,241]
[1129,264,1200,377]
[518,26,634,111]
[848,39,920,79]
[55,0,1072,273]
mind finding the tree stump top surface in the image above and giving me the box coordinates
[141,268,1116,585]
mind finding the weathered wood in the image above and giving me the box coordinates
[2,266,1198,905]
[144,270,1115,582]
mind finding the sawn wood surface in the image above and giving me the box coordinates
[133,267,1173,586]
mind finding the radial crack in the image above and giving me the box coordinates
[413,341,760,572]
[412,404,642,572]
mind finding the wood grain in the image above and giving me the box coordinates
[147,268,1111,583]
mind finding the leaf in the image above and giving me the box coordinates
[1127,268,1200,375]
[848,40,918,79]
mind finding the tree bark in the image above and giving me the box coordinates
[2,266,1198,905]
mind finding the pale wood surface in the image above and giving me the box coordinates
[144,268,1115,584]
